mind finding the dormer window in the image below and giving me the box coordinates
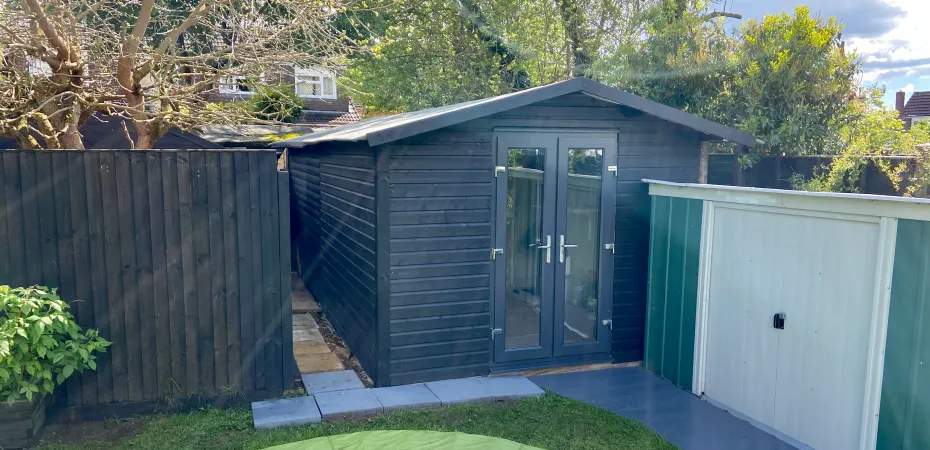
[295,67,336,99]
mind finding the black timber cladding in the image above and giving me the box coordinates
[286,83,722,386]
[289,143,380,380]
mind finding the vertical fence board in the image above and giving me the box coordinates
[0,149,291,409]
[4,152,26,287]
[146,152,171,397]
[19,152,42,284]
[260,153,282,391]
[115,152,143,402]
[162,152,187,393]
[205,153,229,391]
[69,152,98,405]
[234,153,256,392]
[220,153,242,390]
[278,171,294,388]
[249,152,266,390]
[177,151,200,395]
[191,151,215,395]
[99,152,128,402]
[130,152,157,400]
[84,152,113,405]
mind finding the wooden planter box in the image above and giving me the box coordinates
[0,395,46,449]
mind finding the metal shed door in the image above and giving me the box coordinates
[702,204,883,450]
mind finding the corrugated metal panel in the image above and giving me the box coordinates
[643,195,702,390]
[879,219,930,450]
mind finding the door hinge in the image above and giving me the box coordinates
[491,248,504,260]
[607,165,618,177]
[604,243,615,254]
[494,166,506,177]
[491,328,503,340]
[601,319,613,330]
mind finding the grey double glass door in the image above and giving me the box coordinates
[492,132,616,364]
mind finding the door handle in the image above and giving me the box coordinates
[773,312,786,330]
[559,235,577,263]
[536,235,551,263]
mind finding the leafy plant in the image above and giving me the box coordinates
[247,86,304,123]
[0,286,110,404]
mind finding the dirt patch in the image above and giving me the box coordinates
[310,310,374,387]
[41,417,145,447]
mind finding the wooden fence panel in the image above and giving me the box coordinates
[0,149,292,411]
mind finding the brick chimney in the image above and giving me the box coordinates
[896,90,906,119]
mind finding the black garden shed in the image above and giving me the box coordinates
[273,78,757,387]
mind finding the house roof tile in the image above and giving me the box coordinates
[903,91,930,118]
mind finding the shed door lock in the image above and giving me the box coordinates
[491,328,503,340]
[494,166,506,177]
[491,248,504,260]
[773,312,786,330]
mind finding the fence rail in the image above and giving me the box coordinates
[0,149,293,410]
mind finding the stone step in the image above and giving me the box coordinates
[424,376,545,405]
[301,370,365,394]
[252,396,321,429]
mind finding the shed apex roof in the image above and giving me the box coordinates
[271,78,760,148]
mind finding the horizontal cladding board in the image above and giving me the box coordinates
[387,144,492,158]
[319,234,376,283]
[318,254,377,306]
[320,173,374,195]
[321,154,375,170]
[390,197,491,212]
[391,210,490,226]
[390,236,490,253]
[320,185,375,211]
[390,170,492,184]
[390,350,489,373]
[390,261,490,280]
[389,223,491,239]
[390,300,490,320]
[321,192,376,224]
[490,105,630,120]
[391,183,492,198]
[389,364,489,386]
[391,274,490,293]
[320,163,376,184]
[391,313,490,333]
[396,132,493,145]
[391,248,489,266]
[390,326,489,346]
[390,287,490,306]
[389,156,490,170]
[390,338,489,360]
[320,211,376,250]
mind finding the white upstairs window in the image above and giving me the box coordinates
[295,67,336,99]
[218,73,264,95]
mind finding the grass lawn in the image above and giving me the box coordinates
[37,393,676,450]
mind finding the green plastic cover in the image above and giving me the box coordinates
[264,430,545,450]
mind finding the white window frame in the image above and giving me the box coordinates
[218,73,264,95]
[294,67,337,99]
[26,56,52,77]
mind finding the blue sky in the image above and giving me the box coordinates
[723,0,929,109]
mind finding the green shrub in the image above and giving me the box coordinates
[0,286,110,404]
[248,86,303,123]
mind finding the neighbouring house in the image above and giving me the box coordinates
[897,90,930,129]
[206,66,361,131]
[272,78,757,387]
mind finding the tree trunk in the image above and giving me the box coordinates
[698,141,709,183]
[558,0,592,77]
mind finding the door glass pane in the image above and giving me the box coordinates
[563,148,602,344]
[505,148,546,349]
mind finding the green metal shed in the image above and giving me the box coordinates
[642,179,930,450]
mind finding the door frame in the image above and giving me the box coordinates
[490,130,617,366]
[690,201,898,450]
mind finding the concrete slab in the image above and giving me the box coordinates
[293,340,332,356]
[302,370,364,394]
[372,383,441,412]
[424,378,486,405]
[252,396,321,429]
[478,376,545,400]
[293,314,318,328]
[293,328,323,342]
[296,352,344,375]
[315,389,383,421]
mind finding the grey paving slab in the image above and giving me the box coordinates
[477,376,545,400]
[293,328,323,342]
[293,314,319,328]
[531,367,795,450]
[424,377,486,405]
[372,383,441,412]
[301,370,365,394]
[252,396,321,429]
[315,388,383,420]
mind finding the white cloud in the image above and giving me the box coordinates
[901,83,915,95]
[850,0,930,84]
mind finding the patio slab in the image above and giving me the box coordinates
[293,328,324,342]
[301,370,365,394]
[424,375,542,405]
[372,383,441,412]
[252,396,321,429]
[531,366,795,450]
[315,389,383,420]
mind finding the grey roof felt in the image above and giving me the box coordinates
[271,78,760,148]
